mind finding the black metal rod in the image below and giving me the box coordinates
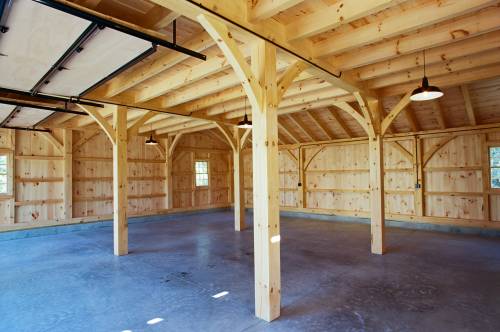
[0,86,104,108]
[79,44,157,96]
[31,23,101,92]
[0,0,13,33]
[183,0,341,78]
[0,99,88,115]
[34,0,206,61]
[1,126,51,132]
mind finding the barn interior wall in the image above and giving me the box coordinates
[0,128,232,229]
[244,128,500,228]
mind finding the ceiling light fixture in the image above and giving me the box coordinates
[410,50,443,101]
[237,98,252,129]
[145,123,158,145]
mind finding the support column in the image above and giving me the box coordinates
[62,129,72,221]
[233,128,245,231]
[8,129,15,224]
[369,135,385,255]
[251,40,280,322]
[165,137,173,209]
[113,107,128,256]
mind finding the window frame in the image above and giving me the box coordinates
[0,151,13,197]
[194,159,210,188]
[489,145,500,192]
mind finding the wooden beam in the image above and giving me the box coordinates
[352,30,500,80]
[165,137,173,209]
[277,61,309,102]
[197,14,261,111]
[334,102,371,136]
[153,11,180,29]
[369,135,385,254]
[62,129,72,221]
[251,39,280,322]
[365,49,500,89]
[461,84,477,126]
[380,92,411,136]
[314,0,496,57]
[250,0,303,21]
[168,133,183,156]
[379,63,500,97]
[215,123,237,151]
[127,112,159,137]
[335,7,500,70]
[233,127,245,230]
[113,107,128,256]
[77,105,116,144]
[150,0,367,95]
[134,47,250,103]
[354,92,375,136]
[241,128,252,149]
[287,0,399,41]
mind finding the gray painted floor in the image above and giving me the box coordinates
[1,211,500,332]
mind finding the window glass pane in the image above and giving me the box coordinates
[0,174,6,183]
[0,155,6,164]
[0,164,6,175]
[492,167,500,189]
[0,183,6,194]
[195,161,209,186]
[491,147,500,167]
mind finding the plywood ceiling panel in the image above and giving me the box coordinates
[39,28,151,96]
[0,0,90,90]
[0,104,15,124]
[7,107,53,127]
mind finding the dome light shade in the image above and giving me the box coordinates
[410,76,443,101]
[145,133,158,145]
[237,113,252,129]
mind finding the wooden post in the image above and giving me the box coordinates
[298,147,306,208]
[481,134,490,221]
[233,127,245,231]
[8,129,15,224]
[165,137,173,209]
[414,136,424,216]
[62,129,73,221]
[369,135,385,255]
[251,40,280,322]
[113,107,128,256]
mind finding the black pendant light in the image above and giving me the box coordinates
[237,98,252,129]
[145,123,158,145]
[410,50,443,101]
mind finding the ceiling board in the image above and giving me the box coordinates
[39,28,151,96]
[0,0,90,90]
[7,107,53,127]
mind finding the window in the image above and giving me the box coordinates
[195,160,209,187]
[491,147,500,189]
[0,155,7,194]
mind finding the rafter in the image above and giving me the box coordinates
[278,121,300,144]
[328,107,353,138]
[332,6,500,70]
[461,84,477,126]
[404,106,420,132]
[127,112,159,137]
[431,101,447,130]
[380,92,411,136]
[380,63,500,97]
[250,0,304,21]
[334,102,370,136]
[314,0,496,58]
[305,110,335,140]
[197,14,262,110]
[287,0,399,41]
[286,114,318,142]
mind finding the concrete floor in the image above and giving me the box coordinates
[1,211,500,332]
